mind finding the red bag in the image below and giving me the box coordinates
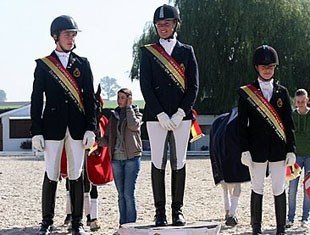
[60,147,68,178]
[86,115,113,185]
[86,145,113,185]
[286,163,302,182]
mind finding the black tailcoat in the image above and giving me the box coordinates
[238,80,295,162]
[140,41,199,121]
[30,51,97,140]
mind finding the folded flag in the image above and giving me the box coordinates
[190,109,204,143]
[88,142,98,156]
[286,163,302,181]
[304,170,310,199]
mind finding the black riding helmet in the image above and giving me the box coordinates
[153,4,180,39]
[253,45,279,66]
[50,15,80,52]
[50,15,81,39]
[153,4,180,23]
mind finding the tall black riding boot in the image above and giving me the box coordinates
[152,163,167,226]
[70,176,87,235]
[275,192,286,235]
[38,172,58,235]
[171,166,186,226]
[251,191,263,235]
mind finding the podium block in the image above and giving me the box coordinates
[118,222,221,235]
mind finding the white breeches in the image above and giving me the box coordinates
[221,182,241,216]
[249,160,286,196]
[146,120,191,170]
[221,182,241,197]
[44,128,84,181]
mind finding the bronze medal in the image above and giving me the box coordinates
[277,98,283,108]
[73,68,81,78]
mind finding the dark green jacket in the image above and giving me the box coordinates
[293,109,310,156]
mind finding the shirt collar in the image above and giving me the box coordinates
[54,50,70,58]
[258,78,274,88]
[159,37,177,55]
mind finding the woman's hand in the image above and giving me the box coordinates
[127,95,132,107]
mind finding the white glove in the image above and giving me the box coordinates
[32,135,45,152]
[241,151,252,167]
[286,152,296,166]
[83,131,96,149]
[157,112,176,131]
[171,108,186,128]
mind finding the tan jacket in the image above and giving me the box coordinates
[107,105,143,160]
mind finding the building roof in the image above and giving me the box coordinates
[0,104,30,118]
[0,101,30,109]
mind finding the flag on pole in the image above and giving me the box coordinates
[190,109,204,143]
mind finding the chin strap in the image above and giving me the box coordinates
[54,37,76,53]
[59,43,76,53]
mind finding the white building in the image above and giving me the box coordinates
[0,103,217,152]
[0,103,31,151]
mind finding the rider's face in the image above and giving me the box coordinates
[56,30,77,52]
[155,20,176,39]
[255,64,276,80]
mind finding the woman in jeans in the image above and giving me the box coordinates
[101,88,142,226]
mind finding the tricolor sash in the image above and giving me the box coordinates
[144,43,204,142]
[145,43,186,92]
[240,84,286,143]
[38,56,85,114]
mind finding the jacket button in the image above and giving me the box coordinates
[65,100,68,103]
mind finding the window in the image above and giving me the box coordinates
[10,119,31,138]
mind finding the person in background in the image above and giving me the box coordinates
[286,88,310,228]
[99,88,142,227]
[238,45,296,235]
[139,4,199,227]
[31,15,97,235]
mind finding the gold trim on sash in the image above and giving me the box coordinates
[145,44,185,91]
[240,84,286,143]
[40,56,85,114]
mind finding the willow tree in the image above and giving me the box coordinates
[131,0,310,114]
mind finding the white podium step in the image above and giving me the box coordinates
[118,222,221,235]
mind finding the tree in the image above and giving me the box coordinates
[0,89,7,102]
[99,76,121,100]
[130,0,310,114]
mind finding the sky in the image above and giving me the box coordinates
[0,0,169,101]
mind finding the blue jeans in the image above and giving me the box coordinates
[112,156,141,225]
[288,156,310,222]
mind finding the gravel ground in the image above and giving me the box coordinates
[0,156,309,235]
